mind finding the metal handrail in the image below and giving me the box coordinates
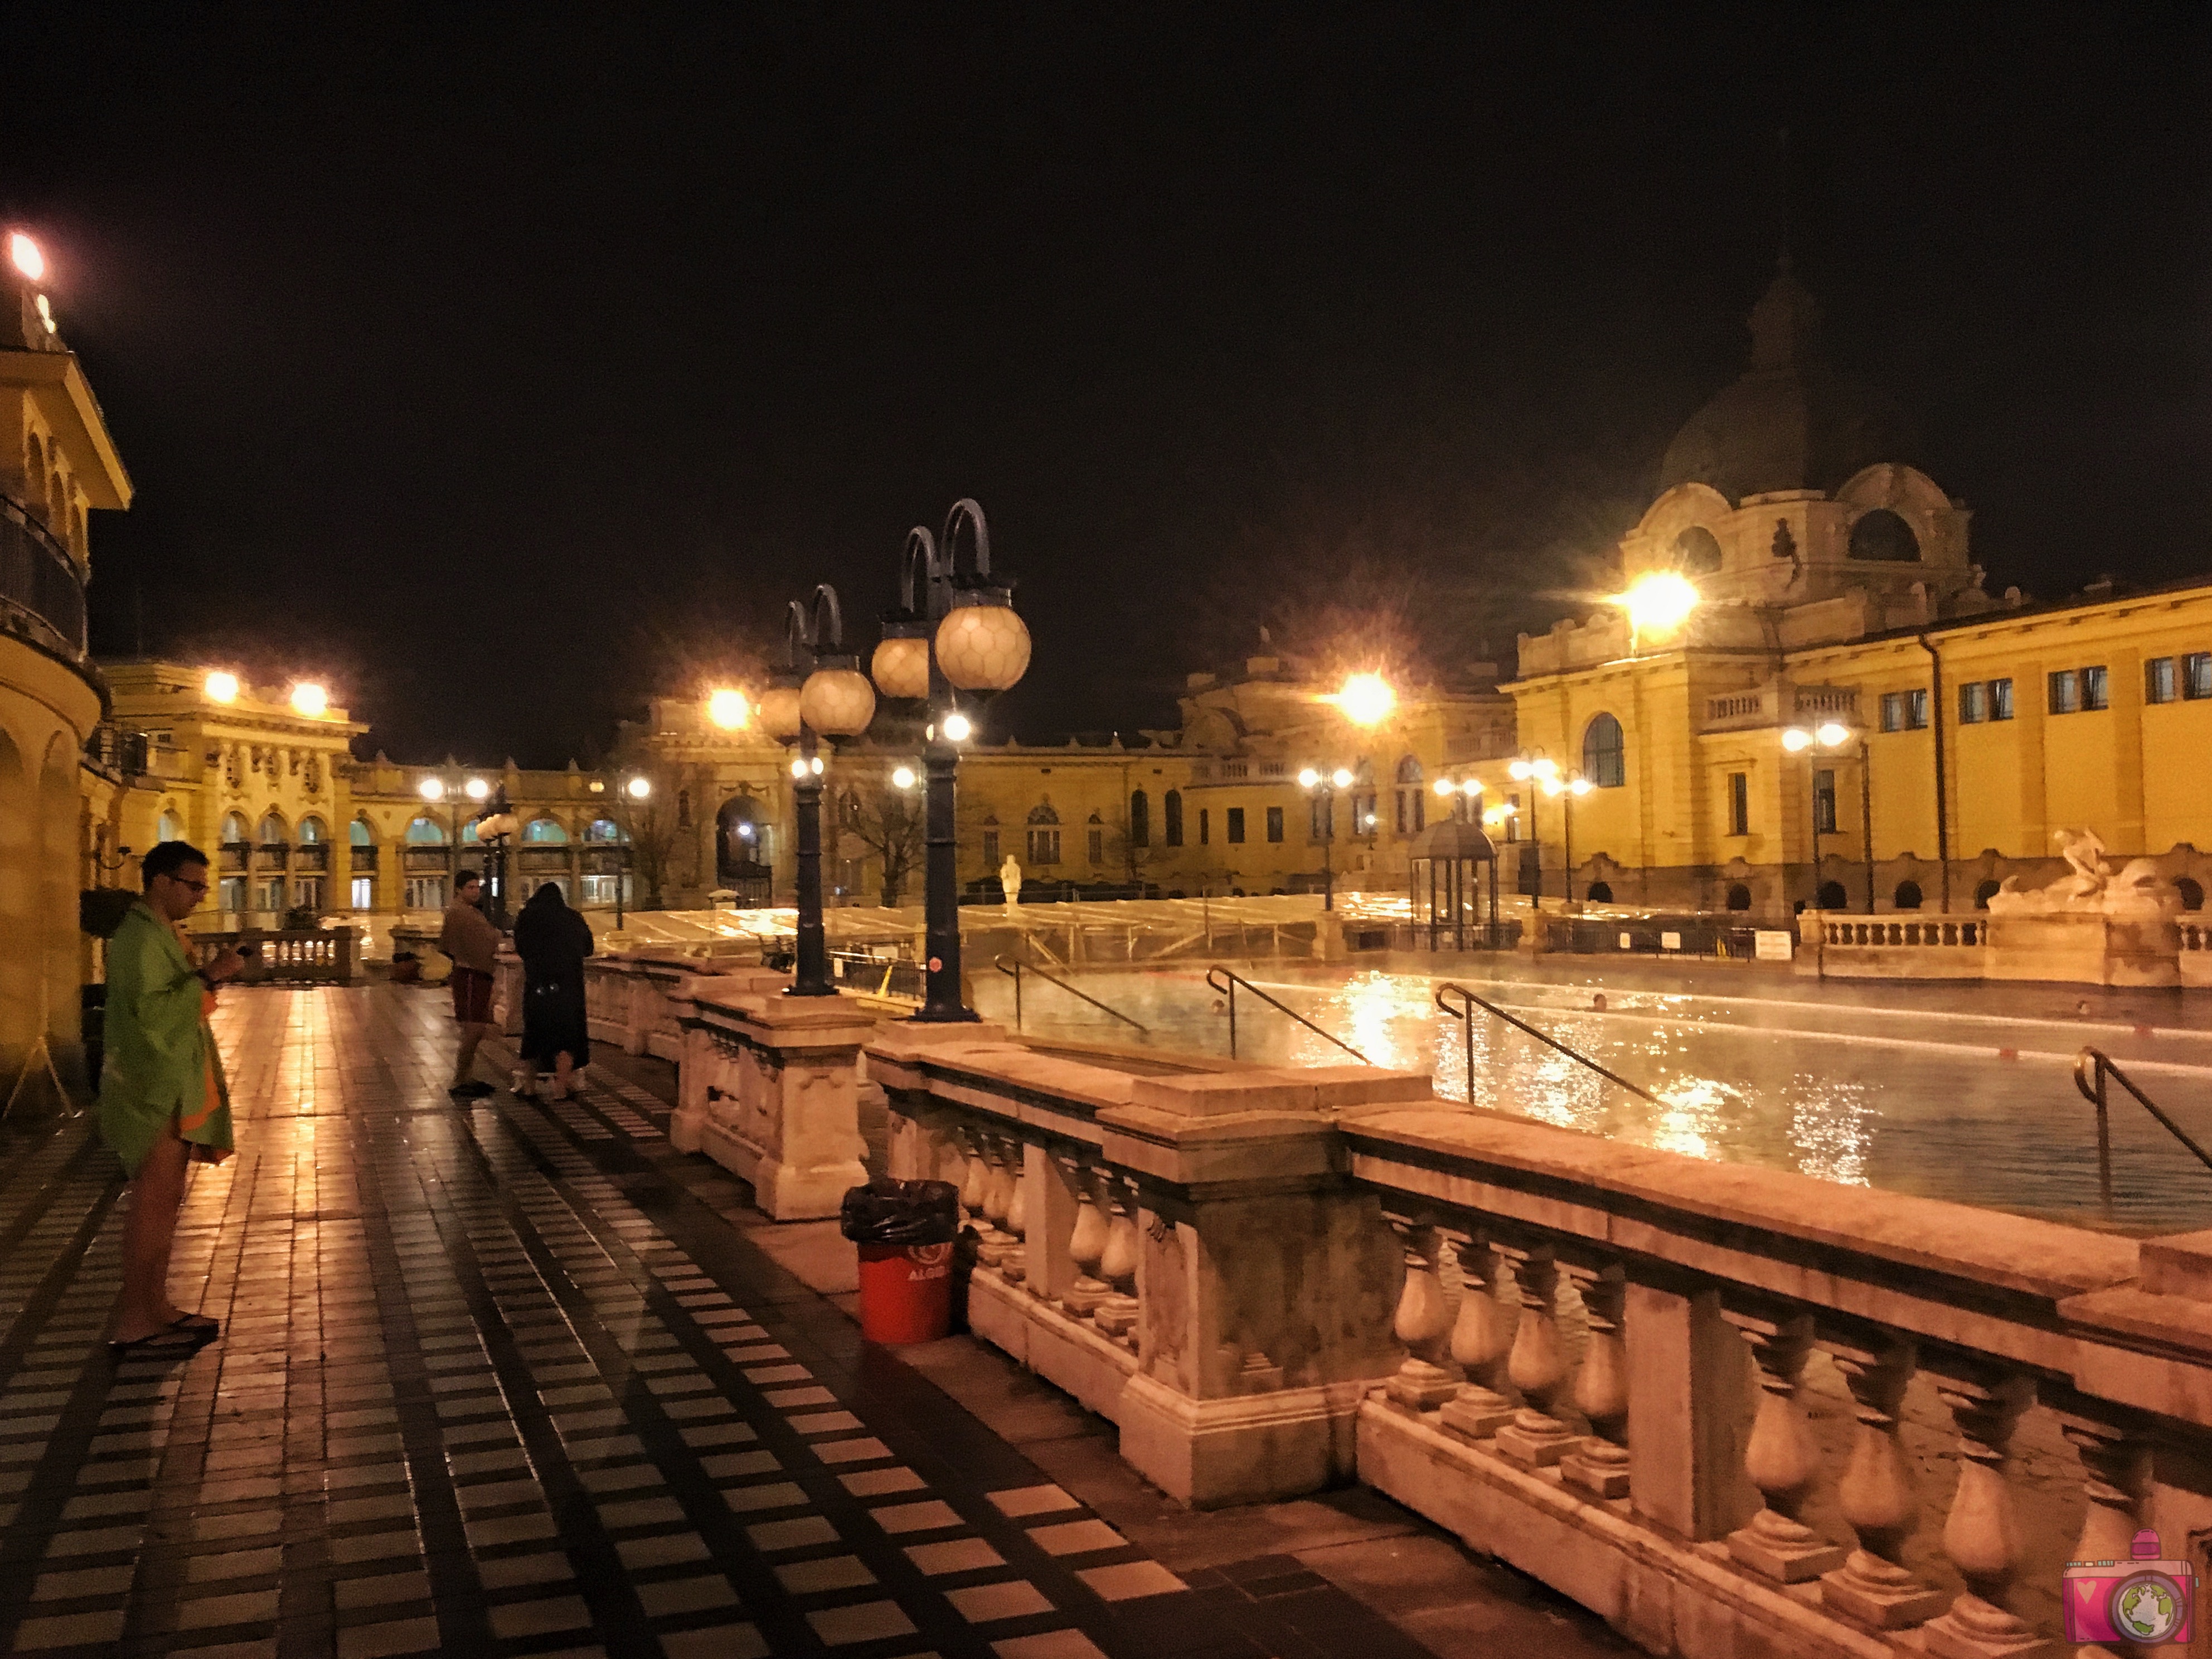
[1434,982,1659,1105]
[2074,1047,2212,1216]
[995,955,1148,1034]
[1204,966,1371,1064]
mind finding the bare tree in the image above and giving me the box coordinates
[836,774,927,908]
[600,739,685,911]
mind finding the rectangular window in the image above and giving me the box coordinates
[580,873,628,905]
[219,876,246,914]
[1395,792,1407,835]
[1198,809,1210,846]
[1959,681,1986,724]
[295,877,325,912]
[2049,670,2079,715]
[1026,827,1061,864]
[1880,692,1905,733]
[1354,792,1379,835]
[981,829,1000,865]
[1813,769,1838,835]
[1726,772,1748,837]
[1087,826,1104,864]
[2082,665,2109,711]
[2187,653,2212,700]
[350,876,373,910]
[1266,806,1284,843]
[1164,792,1184,846]
[1226,807,1245,843]
[1309,797,1330,840]
[2147,657,2177,704]
[1905,688,1929,729]
[403,876,447,910]
[1505,793,1521,842]
[255,878,285,913]
[1990,677,2014,720]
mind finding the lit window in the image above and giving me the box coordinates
[2049,670,2079,715]
[2147,658,2176,705]
[1905,689,1929,729]
[2081,666,2109,711]
[523,817,569,844]
[1959,682,1986,724]
[404,816,447,845]
[350,876,373,909]
[1583,714,1626,788]
[1990,678,2015,720]
[2186,653,2212,701]
[1880,692,1905,733]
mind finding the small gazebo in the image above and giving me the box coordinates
[1407,819,1500,950]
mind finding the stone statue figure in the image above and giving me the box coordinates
[1000,856,1022,909]
[1987,827,2180,919]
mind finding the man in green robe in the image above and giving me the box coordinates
[98,840,245,1355]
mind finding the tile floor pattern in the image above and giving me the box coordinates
[0,987,1449,1659]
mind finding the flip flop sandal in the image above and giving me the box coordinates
[108,1325,214,1360]
[170,1313,221,1338]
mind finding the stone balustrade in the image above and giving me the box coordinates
[866,1027,2212,1658]
[581,951,715,1059]
[1802,908,2186,988]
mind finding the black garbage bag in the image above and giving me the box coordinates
[839,1177,961,1246]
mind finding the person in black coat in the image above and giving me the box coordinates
[512,882,595,1099]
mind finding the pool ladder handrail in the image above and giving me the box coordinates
[995,955,1148,1034]
[1204,966,1372,1065]
[1434,981,1660,1105]
[2074,1046,2212,1217]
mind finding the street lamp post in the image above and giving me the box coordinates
[872,501,1030,1022]
[1541,770,1595,905]
[475,788,520,928]
[761,586,879,999]
[1782,721,1873,913]
[419,773,493,910]
[1297,767,1356,910]
[1506,753,1560,906]
[614,776,651,928]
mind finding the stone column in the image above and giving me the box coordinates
[1725,1309,1843,1582]
[1922,1368,2046,1659]
[685,989,876,1221]
[1438,1229,1517,1443]
[1559,1262,1630,1500]
[1093,1176,1141,1347]
[1059,1158,1112,1317]
[1494,1242,1580,1469]
[1820,1334,1947,1628]
[1382,1217,1459,1413]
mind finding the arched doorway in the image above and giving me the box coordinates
[1894,880,1924,911]
[1816,880,1849,910]
[716,793,772,903]
[1725,883,1752,911]
[1584,880,1614,904]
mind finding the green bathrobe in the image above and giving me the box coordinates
[96,901,234,1176]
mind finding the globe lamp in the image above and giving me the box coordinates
[934,597,1031,692]
[870,636,931,701]
[801,664,877,736]
[759,685,803,742]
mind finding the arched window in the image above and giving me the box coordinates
[1725,882,1752,911]
[1129,790,1149,848]
[1973,878,2001,910]
[1849,508,1921,563]
[1025,802,1061,866]
[584,818,623,843]
[2177,877,2205,913]
[349,818,373,846]
[256,812,288,845]
[1393,755,1425,836]
[405,816,448,845]
[1585,880,1614,904]
[1673,525,1724,574]
[1163,789,1184,847]
[523,817,569,844]
[1894,880,1924,911]
[156,810,185,844]
[1086,812,1105,865]
[460,819,481,845]
[297,816,327,844]
[221,812,248,845]
[1817,880,1849,910]
[1583,714,1626,789]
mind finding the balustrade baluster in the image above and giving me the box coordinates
[1000,1135,1030,1287]
[1821,1334,1947,1628]
[1439,1229,1517,1442]
[1060,1158,1111,1318]
[1923,1369,2045,1659]
[1725,1310,1845,1582]
[1494,1243,1580,1468]
[2055,1408,2151,1659]
[1093,1176,1141,1347]
[977,1136,1017,1267]
[1560,1262,1631,1498]
[1384,1217,1459,1411]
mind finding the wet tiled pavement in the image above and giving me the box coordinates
[0,985,1617,1659]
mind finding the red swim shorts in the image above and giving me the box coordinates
[450,967,493,1025]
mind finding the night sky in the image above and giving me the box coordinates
[6,7,2208,767]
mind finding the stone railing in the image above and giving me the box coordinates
[1820,914,1985,949]
[668,975,878,1220]
[868,1031,2212,1657]
[580,951,711,1060]
[191,927,358,985]
[2183,921,2211,988]
[1801,908,2186,988]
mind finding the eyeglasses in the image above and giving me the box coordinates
[165,876,210,895]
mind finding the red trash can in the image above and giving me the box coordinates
[855,1242,955,1344]
[842,1177,962,1346]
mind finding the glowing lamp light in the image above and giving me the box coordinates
[1508,760,1530,780]
[289,682,329,717]
[790,758,807,779]
[1617,571,1701,636]
[934,601,1031,692]
[1331,767,1354,789]
[1781,728,1814,753]
[1816,721,1852,748]
[1462,779,1483,797]
[1333,672,1396,728]
[706,688,750,730]
[810,755,824,775]
[626,777,652,799]
[800,665,877,736]
[1298,768,1320,789]
[759,685,803,741]
[204,670,240,704]
[941,711,973,743]
[9,232,44,282]
[1542,778,1562,798]
[418,778,445,802]
[891,765,917,790]
[1433,779,1456,798]
[464,777,489,801]
[1569,777,1594,797]
[870,636,930,701]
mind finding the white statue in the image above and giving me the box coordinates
[1987,827,2180,918]
[1000,855,1023,909]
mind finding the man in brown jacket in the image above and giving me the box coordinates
[440,872,502,1097]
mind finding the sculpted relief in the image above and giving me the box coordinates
[1987,828,2181,919]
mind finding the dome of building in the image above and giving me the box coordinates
[1658,265,1919,503]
